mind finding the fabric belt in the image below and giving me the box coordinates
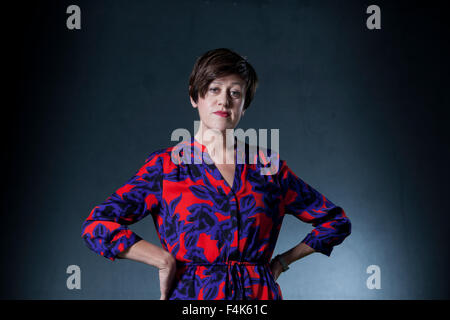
[176,260,270,299]
[177,260,268,266]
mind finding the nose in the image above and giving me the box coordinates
[218,90,231,108]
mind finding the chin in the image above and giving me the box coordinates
[204,127,227,135]
[203,121,234,133]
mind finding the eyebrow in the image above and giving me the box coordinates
[211,81,244,86]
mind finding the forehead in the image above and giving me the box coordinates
[211,74,245,86]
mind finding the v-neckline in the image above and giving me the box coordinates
[193,136,238,191]
[214,162,236,190]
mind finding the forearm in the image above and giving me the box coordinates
[280,242,315,266]
[117,239,175,269]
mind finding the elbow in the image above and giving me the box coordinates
[80,219,89,239]
[80,219,95,248]
[339,207,352,237]
[342,216,352,238]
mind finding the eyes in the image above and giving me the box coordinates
[209,87,242,99]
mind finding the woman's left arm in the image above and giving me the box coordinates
[273,159,352,270]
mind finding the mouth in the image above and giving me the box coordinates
[213,111,230,118]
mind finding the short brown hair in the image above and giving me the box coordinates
[189,48,258,111]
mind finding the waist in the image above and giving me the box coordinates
[177,260,269,267]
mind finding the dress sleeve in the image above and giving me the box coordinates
[81,151,163,261]
[277,159,351,257]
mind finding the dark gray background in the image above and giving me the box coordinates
[2,0,449,299]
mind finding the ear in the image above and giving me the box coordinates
[190,95,197,108]
[189,86,197,108]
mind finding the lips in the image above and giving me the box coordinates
[213,111,230,117]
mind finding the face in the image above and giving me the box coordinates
[190,74,246,134]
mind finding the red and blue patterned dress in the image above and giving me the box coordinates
[81,137,351,300]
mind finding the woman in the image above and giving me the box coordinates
[81,48,352,300]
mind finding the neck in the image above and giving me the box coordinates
[194,124,235,165]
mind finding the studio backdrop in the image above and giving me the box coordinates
[2,0,449,299]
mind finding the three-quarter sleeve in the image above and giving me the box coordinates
[81,151,163,261]
[277,159,351,256]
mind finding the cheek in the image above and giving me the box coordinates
[197,97,212,111]
[195,100,206,112]
[199,103,210,114]
[196,104,212,122]
[233,105,244,117]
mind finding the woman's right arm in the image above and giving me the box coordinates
[118,239,177,300]
[117,239,174,268]
[81,151,163,260]
[81,151,176,298]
